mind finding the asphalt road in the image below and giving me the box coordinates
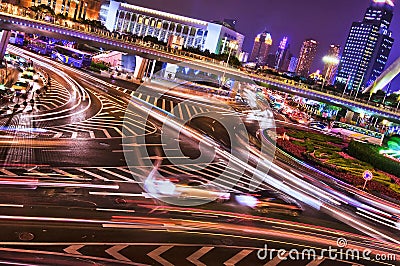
[0,46,397,265]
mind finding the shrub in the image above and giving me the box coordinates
[348,140,400,178]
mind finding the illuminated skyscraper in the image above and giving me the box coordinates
[275,37,289,71]
[288,56,298,73]
[322,44,341,85]
[335,0,394,92]
[295,39,318,77]
[249,31,273,65]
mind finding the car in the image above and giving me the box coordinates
[235,190,303,217]
[310,121,329,131]
[18,71,35,86]
[145,176,230,203]
[175,180,231,202]
[24,67,39,81]
[11,81,30,96]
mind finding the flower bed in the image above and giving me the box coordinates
[275,127,400,201]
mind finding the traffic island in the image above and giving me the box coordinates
[274,127,400,202]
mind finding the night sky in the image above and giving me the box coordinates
[128,0,400,91]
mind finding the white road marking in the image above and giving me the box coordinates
[147,246,174,266]
[98,168,139,183]
[186,247,214,266]
[224,249,253,266]
[105,245,131,262]
[77,168,110,181]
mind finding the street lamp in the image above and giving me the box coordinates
[322,55,339,91]
[220,40,238,89]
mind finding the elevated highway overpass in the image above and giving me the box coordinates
[0,8,399,122]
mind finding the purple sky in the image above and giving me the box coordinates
[128,0,400,91]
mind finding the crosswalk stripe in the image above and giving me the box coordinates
[170,101,174,115]
[178,104,184,120]
[185,104,192,117]
[153,97,158,106]
[113,127,125,137]
[102,129,112,138]
[0,169,16,176]
[192,105,198,115]
[162,99,166,110]
[52,168,80,179]
[146,95,150,102]
[130,91,135,96]
[89,131,95,139]
[138,93,143,99]
[53,132,63,138]
[77,168,110,181]
[123,89,128,93]
[99,168,139,183]
[71,132,78,139]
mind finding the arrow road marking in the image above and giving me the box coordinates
[105,245,131,262]
[264,252,288,266]
[224,249,253,266]
[63,244,85,255]
[186,247,214,266]
[306,258,325,266]
[147,245,174,266]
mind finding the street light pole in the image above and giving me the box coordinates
[322,55,339,91]
[220,40,238,89]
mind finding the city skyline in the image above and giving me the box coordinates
[127,0,400,91]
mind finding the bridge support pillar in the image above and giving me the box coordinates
[0,30,11,61]
[149,59,156,79]
[133,57,149,81]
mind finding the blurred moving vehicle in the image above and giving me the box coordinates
[309,121,329,131]
[144,176,230,203]
[11,80,30,96]
[235,190,303,217]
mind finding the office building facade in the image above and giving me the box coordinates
[288,56,298,73]
[249,31,272,65]
[100,0,244,55]
[295,39,318,77]
[335,0,394,91]
[11,0,101,20]
[274,36,290,71]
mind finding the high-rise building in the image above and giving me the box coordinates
[295,39,318,77]
[249,31,272,65]
[322,44,341,85]
[275,37,289,71]
[101,0,244,55]
[335,0,395,91]
[288,56,298,73]
[9,0,102,20]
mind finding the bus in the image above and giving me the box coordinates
[27,39,54,55]
[50,45,92,68]
[9,31,24,46]
[330,122,385,146]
